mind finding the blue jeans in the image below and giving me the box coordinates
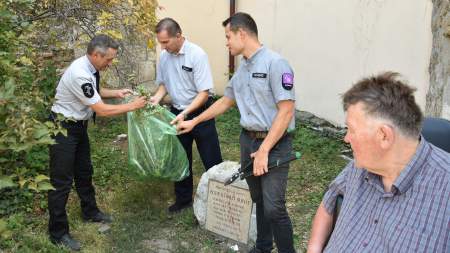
[240,131,296,253]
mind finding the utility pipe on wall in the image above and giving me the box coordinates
[228,0,236,79]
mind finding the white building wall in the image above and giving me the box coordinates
[158,0,433,125]
[156,0,229,95]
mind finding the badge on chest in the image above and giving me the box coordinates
[182,65,193,72]
[252,72,267,78]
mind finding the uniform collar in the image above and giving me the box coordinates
[243,46,265,65]
[177,38,188,55]
[83,55,97,74]
[363,136,429,195]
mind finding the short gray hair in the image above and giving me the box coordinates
[87,34,119,56]
[155,17,182,37]
[342,72,423,138]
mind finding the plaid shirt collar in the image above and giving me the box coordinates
[363,136,430,195]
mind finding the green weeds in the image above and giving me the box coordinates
[0,110,346,252]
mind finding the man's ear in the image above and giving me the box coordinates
[378,124,395,149]
[238,28,246,40]
[91,50,101,59]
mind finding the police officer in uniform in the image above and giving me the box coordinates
[151,18,223,213]
[178,13,296,253]
[48,34,147,251]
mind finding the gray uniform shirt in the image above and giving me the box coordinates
[51,55,101,120]
[224,47,295,131]
[156,39,214,110]
[323,138,450,253]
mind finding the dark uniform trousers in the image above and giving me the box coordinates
[240,130,296,253]
[170,97,223,204]
[48,118,99,239]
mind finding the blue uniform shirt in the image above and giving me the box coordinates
[224,47,296,131]
[156,39,214,110]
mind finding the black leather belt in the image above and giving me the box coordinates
[243,128,269,139]
[242,129,291,140]
[50,112,89,127]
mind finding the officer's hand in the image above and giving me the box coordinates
[176,120,195,134]
[132,96,147,110]
[117,89,133,98]
[170,113,185,125]
[250,149,269,176]
[149,96,159,106]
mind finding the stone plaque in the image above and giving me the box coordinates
[205,179,253,244]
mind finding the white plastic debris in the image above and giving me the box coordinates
[114,134,127,143]
[98,224,111,233]
[230,244,239,251]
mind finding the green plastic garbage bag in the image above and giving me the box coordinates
[127,106,189,181]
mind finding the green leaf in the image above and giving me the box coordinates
[37,181,55,192]
[0,218,12,238]
[1,230,12,240]
[45,121,54,128]
[34,174,50,183]
[0,176,16,190]
[0,218,12,239]
[4,78,15,98]
[18,178,27,188]
[27,181,37,192]
[33,127,49,140]
[0,219,7,233]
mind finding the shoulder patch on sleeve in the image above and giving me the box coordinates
[81,83,95,98]
[282,73,294,90]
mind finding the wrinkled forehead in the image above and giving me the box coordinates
[103,48,117,59]
[346,102,391,131]
[345,102,371,126]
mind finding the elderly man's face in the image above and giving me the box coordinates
[344,102,383,169]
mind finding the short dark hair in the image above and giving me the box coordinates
[342,72,423,138]
[87,34,119,55]
[156,17,182,37]
[222,12,258,37]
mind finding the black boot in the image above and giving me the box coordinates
[167,201,193,214]
[82,211,113,223]
[50,233,81,251]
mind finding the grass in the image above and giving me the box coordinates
[0,108,347,252]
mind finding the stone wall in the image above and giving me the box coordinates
[73,38,157,91]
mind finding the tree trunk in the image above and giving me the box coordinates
[427,0,450,119]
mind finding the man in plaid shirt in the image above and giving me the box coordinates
[307,72,450,253]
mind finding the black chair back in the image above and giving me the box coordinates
[421,117,450,153]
